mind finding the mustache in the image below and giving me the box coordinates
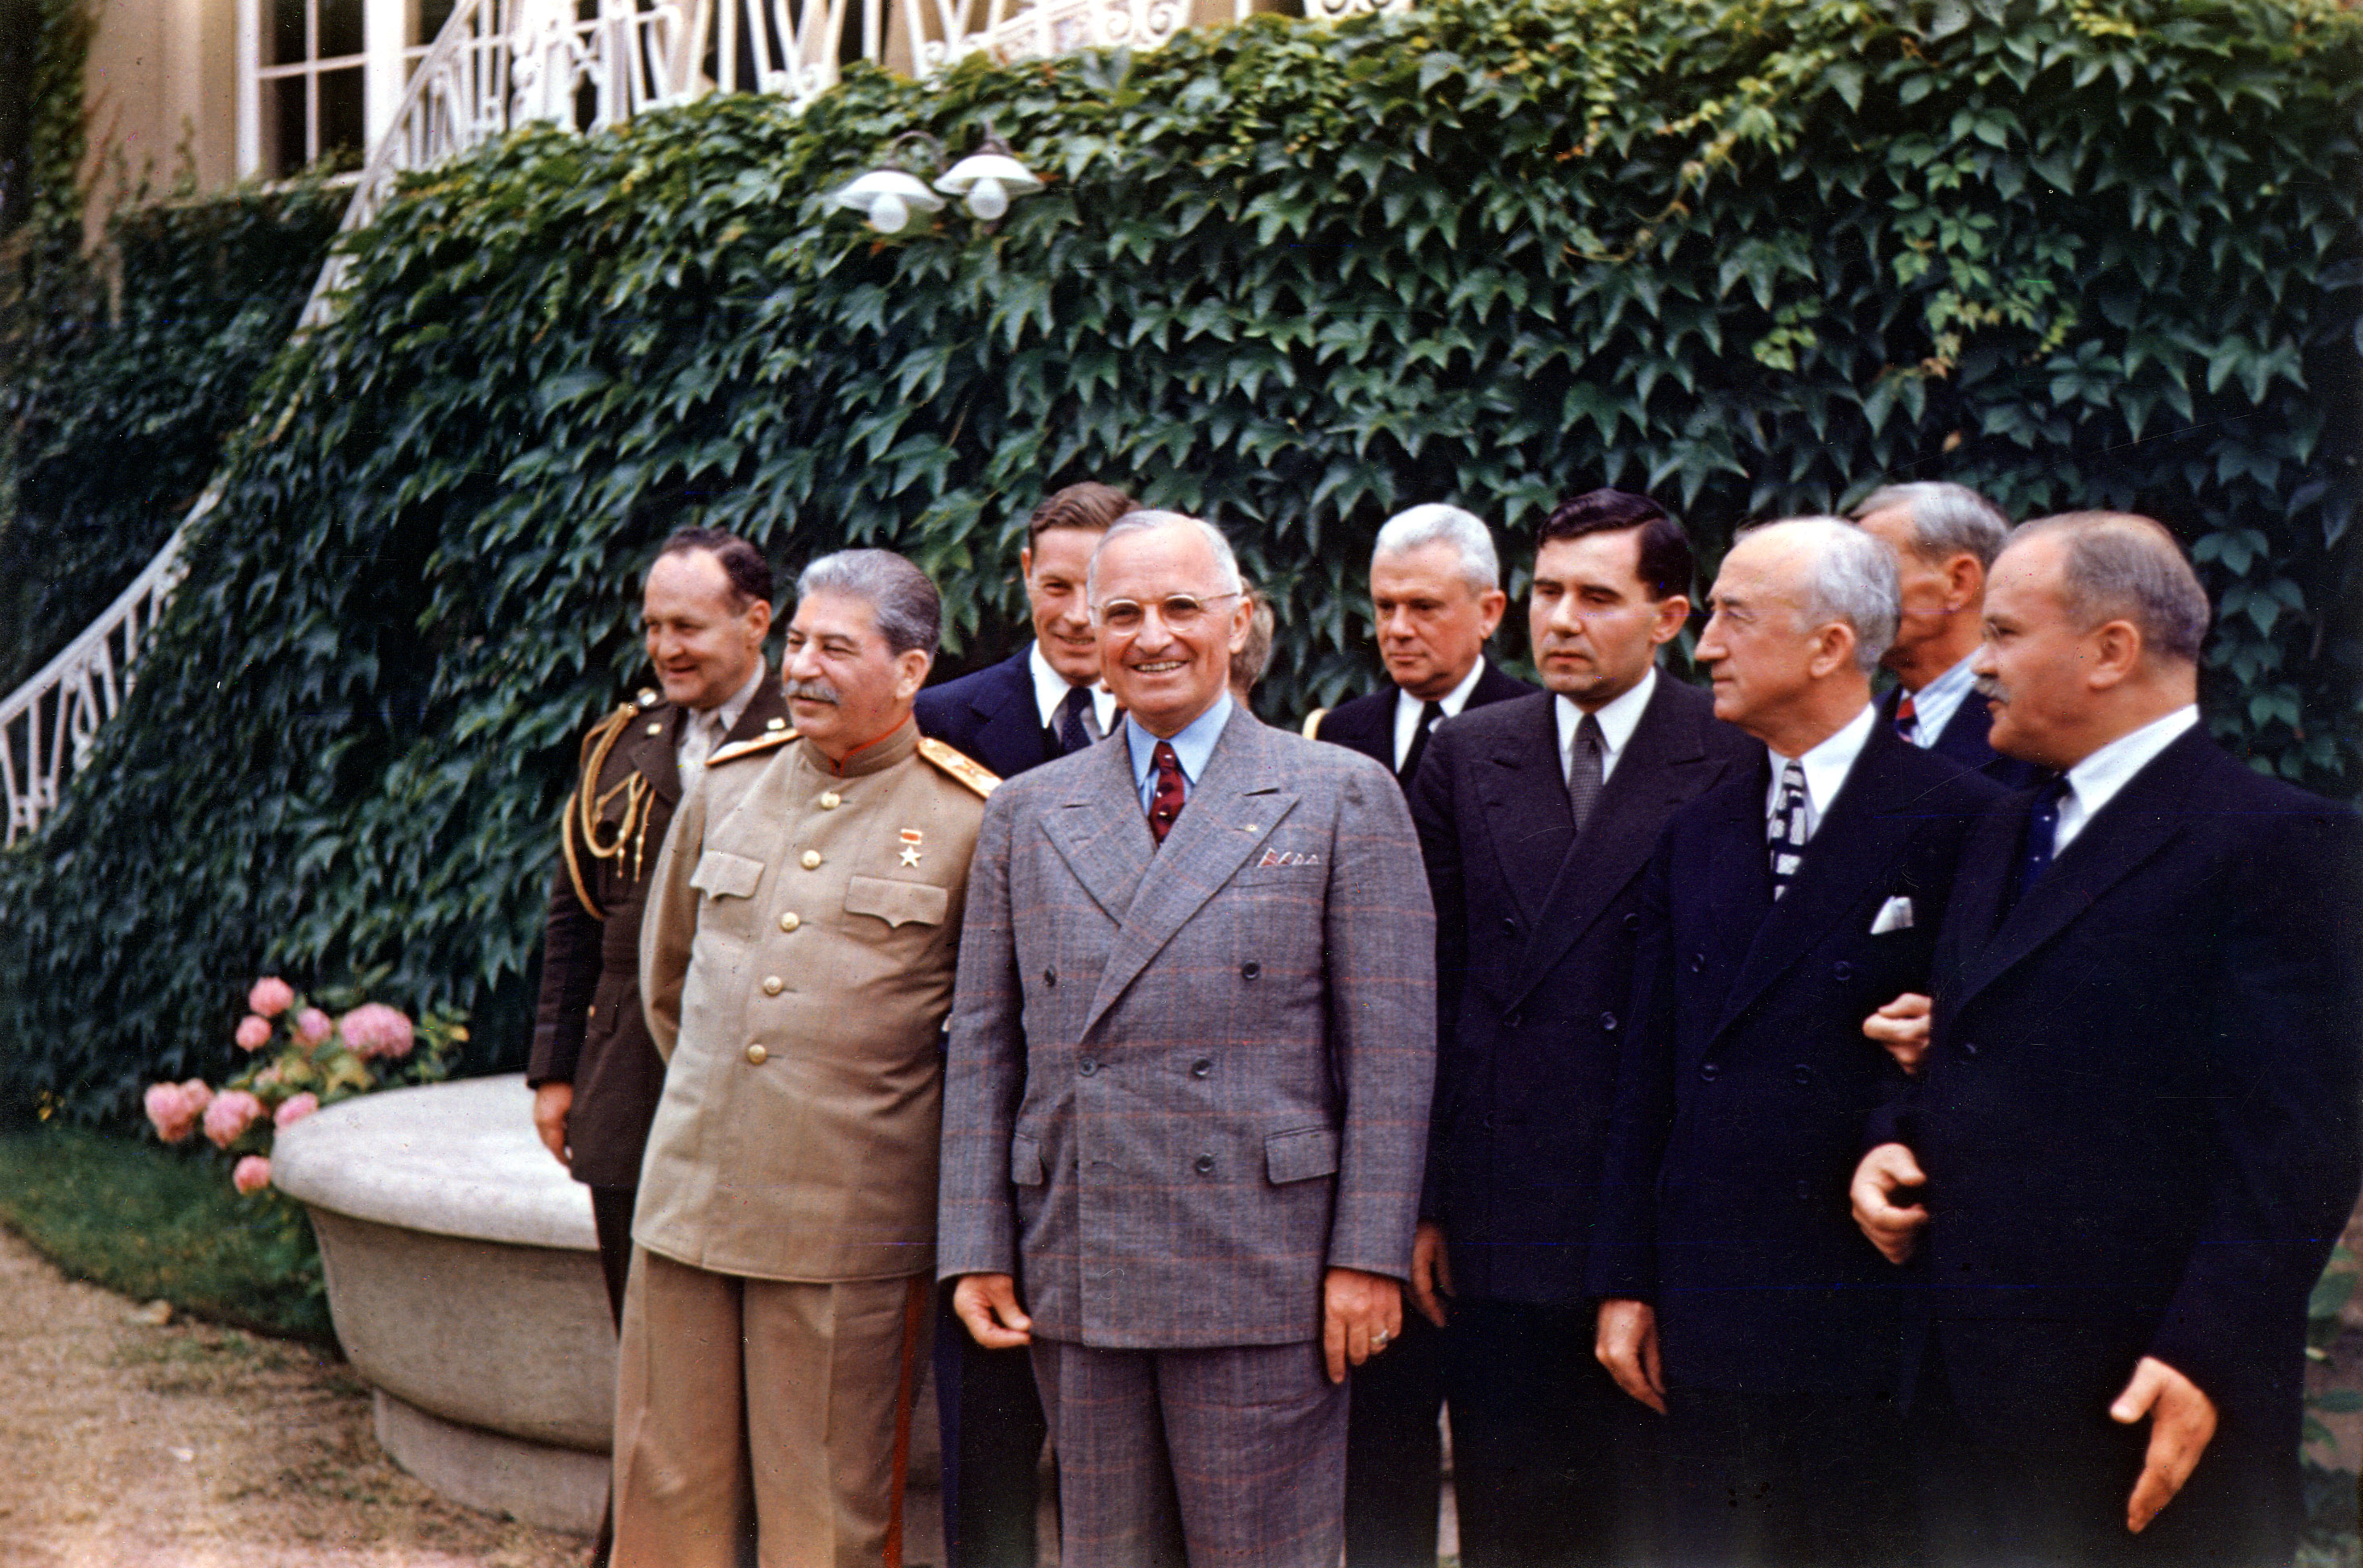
[1972,675,2008,704]
[785,679,841,705]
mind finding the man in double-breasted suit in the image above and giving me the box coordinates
[1592,517,2000,1565]
[915,480,1134,1568]
[1853,514,2362,1566]
[1410,489,1751,1567]
[939,510,1436,1568]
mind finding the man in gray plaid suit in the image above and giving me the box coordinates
[938,510,1438,1567]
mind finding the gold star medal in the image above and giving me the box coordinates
[898,828,924,868]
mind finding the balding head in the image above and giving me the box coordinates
[2006,512,2208,666]
[1696,518,1899,756]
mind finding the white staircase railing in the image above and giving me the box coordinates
[3,0,1401,847]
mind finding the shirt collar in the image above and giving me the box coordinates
[1028,641,1117,733]
[1557,666,1658,767]
[1396,658,1488,724]
[1904,650,1980,748]
[1128,692,1233,796]
[1768,700,1878,821]
[2063,704,2200,822]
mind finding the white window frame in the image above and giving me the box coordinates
[236,0,443,179]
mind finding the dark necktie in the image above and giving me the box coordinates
[1566,712,1606,834]
[1147,741,1187,845]
[2011,774,2072,906]
[1894,691,1919,742]
[1767,759,1808,900]
[1398,700,1444,786]
[1056,684,1095,755]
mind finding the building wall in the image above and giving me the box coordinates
[81,0,238,237]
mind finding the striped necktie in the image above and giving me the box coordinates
[1766,759,1809,900]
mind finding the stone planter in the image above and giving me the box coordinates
[271,1073,613,1533]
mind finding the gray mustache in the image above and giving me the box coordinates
[1972,676,2007,703]
[786,679,841,705]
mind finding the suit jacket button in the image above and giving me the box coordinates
[1690,952,1706,972]
[1698,1062,1720,1081]
[1625,912,1643,933]
[1194,1154,1216,1174]
[745,1044,768,1065]
[1241,961,1261,980]
[1833,961,1855,981]
[1043,968,1057,987]
[1795,1179,1812,1200]
[1502,917,1518,935]
[1079,1058,1098,1076]
[1503,1011,1523,1030]
[1191,1058,1212,1078]
[1791,1065,1812,1085]
[1601,1012,1617,1031]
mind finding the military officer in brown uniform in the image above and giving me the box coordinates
[621,548,996,1568]
[529,527,791,1324]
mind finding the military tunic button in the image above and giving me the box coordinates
[1194,1155,1216,1174]
[820,792,841,810]
[779,912,800,931]
[647,721,664,735]
[762,976,784,996]
[801,850,822,869]
[746,1044,768,1065]
[587,1004,597,1017]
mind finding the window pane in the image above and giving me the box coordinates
[320,0,365,59]
[266,74,308,178]
[269,0,307,66]
[319,66,366,164]
[411,0,459,46]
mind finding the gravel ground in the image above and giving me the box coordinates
[0,1224,586,1568]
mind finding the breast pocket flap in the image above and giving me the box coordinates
[690,849,764,901]
[1010,1134,1047,1187]
[1265,1125,1341,1185]
[845,874,949,928]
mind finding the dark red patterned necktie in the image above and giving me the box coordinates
[1147,741,1187,845]
[1894,691,1918,741]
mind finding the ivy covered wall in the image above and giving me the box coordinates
[2,0,2357,1119]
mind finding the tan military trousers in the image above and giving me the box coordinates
[612,1248,931,1568]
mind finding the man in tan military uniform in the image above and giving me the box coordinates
[622,547,995,1568]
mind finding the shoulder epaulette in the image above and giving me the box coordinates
[919,737,1000,799]
[1300,708,1329,740]
[708,729,798,767]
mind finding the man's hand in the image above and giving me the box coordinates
[1851,1142,1931,1265]
[531,1082,573,1165]
[1410,1221,1452,1328]
[1863,992,1933,1075]
[1323,1267,1403,1384]
[2112,1356,2218,1533]
[1595,1298,1667,1413]
[952,1273,1033,1351]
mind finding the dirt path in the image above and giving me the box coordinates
[0,1225,586,1568]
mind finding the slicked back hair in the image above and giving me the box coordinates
[1850,481,2012,571]
[2010,512,2210,666]
[795,548,942,658]
[1539,489,1696,603]
[1027,482,1137,547]
[1737,516,1900,676]
[654,526,774,609]
[1372,504,1502,594]
[1087,510,1245,603]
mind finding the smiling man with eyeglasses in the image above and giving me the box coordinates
[937,510,1439,1568]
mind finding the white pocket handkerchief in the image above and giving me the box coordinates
[1869,895,1915,935]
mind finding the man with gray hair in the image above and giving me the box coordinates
[618,547,1000,1567]
[1309,503,1534,789]
[1849,481,2035,783]
[1592,518,2001,1565]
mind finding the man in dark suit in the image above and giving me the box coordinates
[1850,482,2038,786]
[1409,489,1752,1567]
[1307,504,1534,786]
[914,479,1133,1568]
[528,526,788,1567]
[1303,503,1531,1566]
[1852,513,2362,1566]
[1592,517,2001,1565]
[917,481,1134,780]
[940,510,1436,1568]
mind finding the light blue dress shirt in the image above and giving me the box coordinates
[1126,693,1233,815]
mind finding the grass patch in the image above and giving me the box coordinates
[0,1124,333,1343]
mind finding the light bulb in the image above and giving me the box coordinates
[966,178,1008,222]
[870,192,910,233]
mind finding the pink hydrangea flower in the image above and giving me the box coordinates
[294,1007,333,1046]
[232,1156,273,1195]
[273,1092,319,1129]
[339,1003,415,1061]
[202,1089,265,1149]
[234,1014,272,1053]
[144,1082,200,1144]
[247,977,295,1017]
[180,1079,213,1116]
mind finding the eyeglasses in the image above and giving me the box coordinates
[1092,592,1241,633]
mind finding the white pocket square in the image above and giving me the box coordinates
[1869,896,1915,935]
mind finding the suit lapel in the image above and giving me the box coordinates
[1713,727,1920,1042]
[1509,681,1710,1002]
[972,650,1051,776]
[1080,710,1295,1038]
[1043,737,1155,922]
[1951,728,2209,1011]
[1477,700,1576,927]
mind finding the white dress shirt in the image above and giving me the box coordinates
[1555,666,1659,786]
[1764,701,1878,845]
[1392,659,1489,770]
[1901,650,1979,749]
[677,662,769,774]
[2049,704,2200,858]
[1030,642,1118,741]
